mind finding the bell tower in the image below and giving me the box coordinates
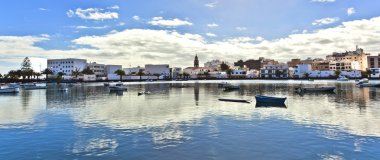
[194,54,199,68]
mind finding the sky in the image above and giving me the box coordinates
[1,0,380,74]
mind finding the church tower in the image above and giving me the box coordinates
[194,54,199,68]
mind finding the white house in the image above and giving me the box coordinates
[370,68,380,78]
[293,64,312,78]
[47,58,87,75]
[106,65,122,75]
[329,61,360,71]
[340,70,362,78]
[123,67,145,75]
[87,62,106,80]
[246,70,260,78]
[171,67,182,79]
[260,63,289,78]
[145,64,170,79]
[309,70,335,78]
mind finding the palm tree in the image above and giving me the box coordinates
[137,69,145,81]
[114,69,126,81]
[72,68,82,79]
[304,73,310,79]
[153,73,161,80]
[82,67,94,75]
[366,69,372,78]
[34,72,42,80]
[226,69,233,79]
[335,70,341,77]
[42,68,53,80]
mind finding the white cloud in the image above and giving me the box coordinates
[206,33,217,37]
[347,7,356,16]
[133,15,140,21]
[148,17,193,28]
[207,23,219,28]
[2,16,380,73]
[108,5,120,10]
[312,17,340,26]
[311,0,335,2]
[236,27,247,31]
[118,22,125,26]
[74,25,109,29]
[204,1,218,8]
[67,7,118,20]
[39,8,48,11]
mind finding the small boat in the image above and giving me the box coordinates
[295,86,336,93]
[109,83,127,91]
[23,83,47,90]
[356,78,369,85]
[357,83,380,88]
[218,98,251,103]
[337,76,349,81]
[0,86,20,93]
[255,95,286,104]
[223,84,240,91]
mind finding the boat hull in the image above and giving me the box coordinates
[218,98,251,103]
[255,96,286,104]
[0,87,20,93]
[298,87,336,92]
[358,84,380,88]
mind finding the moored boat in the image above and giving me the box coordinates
[296,86,336,93]
[223,84,240,91]
[109,83,127,91]
[357,83,380,88]
[356,78,369,85]
[218,98,251,103]
[255,95,286,104]
[23,83,47,90]
[337,76,349,81]
[0,86,20,93]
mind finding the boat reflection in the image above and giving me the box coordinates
[255,102,287,108]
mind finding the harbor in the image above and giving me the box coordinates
[1,80,380,159]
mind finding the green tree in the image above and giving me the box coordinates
[82,67,94,75]
[153,73,161,80]
[21,57,32,70]
[335,70,341,77]
[34,72,42,80]
[0,73,2,79]
[275,70,283,78]
[57,72,65,81]
[226,69,233,79]
[137,69,145,81]
[114,69,126,81]
[42,68,53,80]
[72,68,82,79]
[366,69,372,78]
[220,62,230,71]
[204,72,210,78]
[304,73,310,79]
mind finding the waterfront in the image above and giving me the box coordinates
[1,80,380,159]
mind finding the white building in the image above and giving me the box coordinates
[246,70,260,78]
[309,71,335,78]
[87,62,106,77]
[123,66,145,75]
[293,64,312,78]
[183,67,214,76]
[106,65,122,75]
[231,69,247,78]
[260,63,289,78]
[47,58,87,75]
[171,67,182,79]
[329,61,360,71]
[145,64,170,79]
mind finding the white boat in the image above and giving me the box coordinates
[337,76,349,81]
[357,83,380,88]
[109,83,127,91]
[0,86,20,93]
[356,78,369,85]
[23,83,47,90]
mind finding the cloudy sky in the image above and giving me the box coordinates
[1,0,380,74]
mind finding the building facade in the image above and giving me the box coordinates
[326,46,370,71]
[47,58,87,75]
[329,61,360,71]
[367,54,380,69]
[260,63,289,78]
[123,67,145,75]
[293,64,312,78]
[87,62,106,77]
[145,64,170,78]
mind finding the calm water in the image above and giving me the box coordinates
[1,80,380,160]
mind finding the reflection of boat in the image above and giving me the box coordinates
[23,83,47,90]
[223,84,240,91]
[109,83,127,91]
[218,82,229,88]
[172,84,190,88]
[295,86,336,93]
[337,76,349,81]
[58,88,69,92]
[357,83,380,88]
[255,102,287,108]
[0,86,20,93]
[218,98,251,103]
[255,95,286,104]
[138,91,151,96]
[104,82,110,87]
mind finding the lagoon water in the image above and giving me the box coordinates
[1,80,380,159]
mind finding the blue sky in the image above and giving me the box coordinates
[1,0,380,73]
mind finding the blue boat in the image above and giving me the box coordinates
[255,95,286,104]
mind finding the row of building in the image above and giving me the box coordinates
[46,46,380,81]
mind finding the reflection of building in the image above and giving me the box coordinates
[326,45,370,71]
[47,58,87,75]
[260,63,289,78]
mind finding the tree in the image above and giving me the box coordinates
[137,69,145,81]
[114,69,126,81]
[42,68,53,80]
[226,69,233,79]
[21,57,32,71]
[335,70,341,77]
[366,69,372,78]
[220,62,230,71]
[34,72,42,80]
[82,67,94,75]
[0,73,2,79]
[72,68,82,79]
[275,70,283,78]
[204,72,210,78]
[23,69,34,79]
[304,73,310,79]
[153,73,161,80]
